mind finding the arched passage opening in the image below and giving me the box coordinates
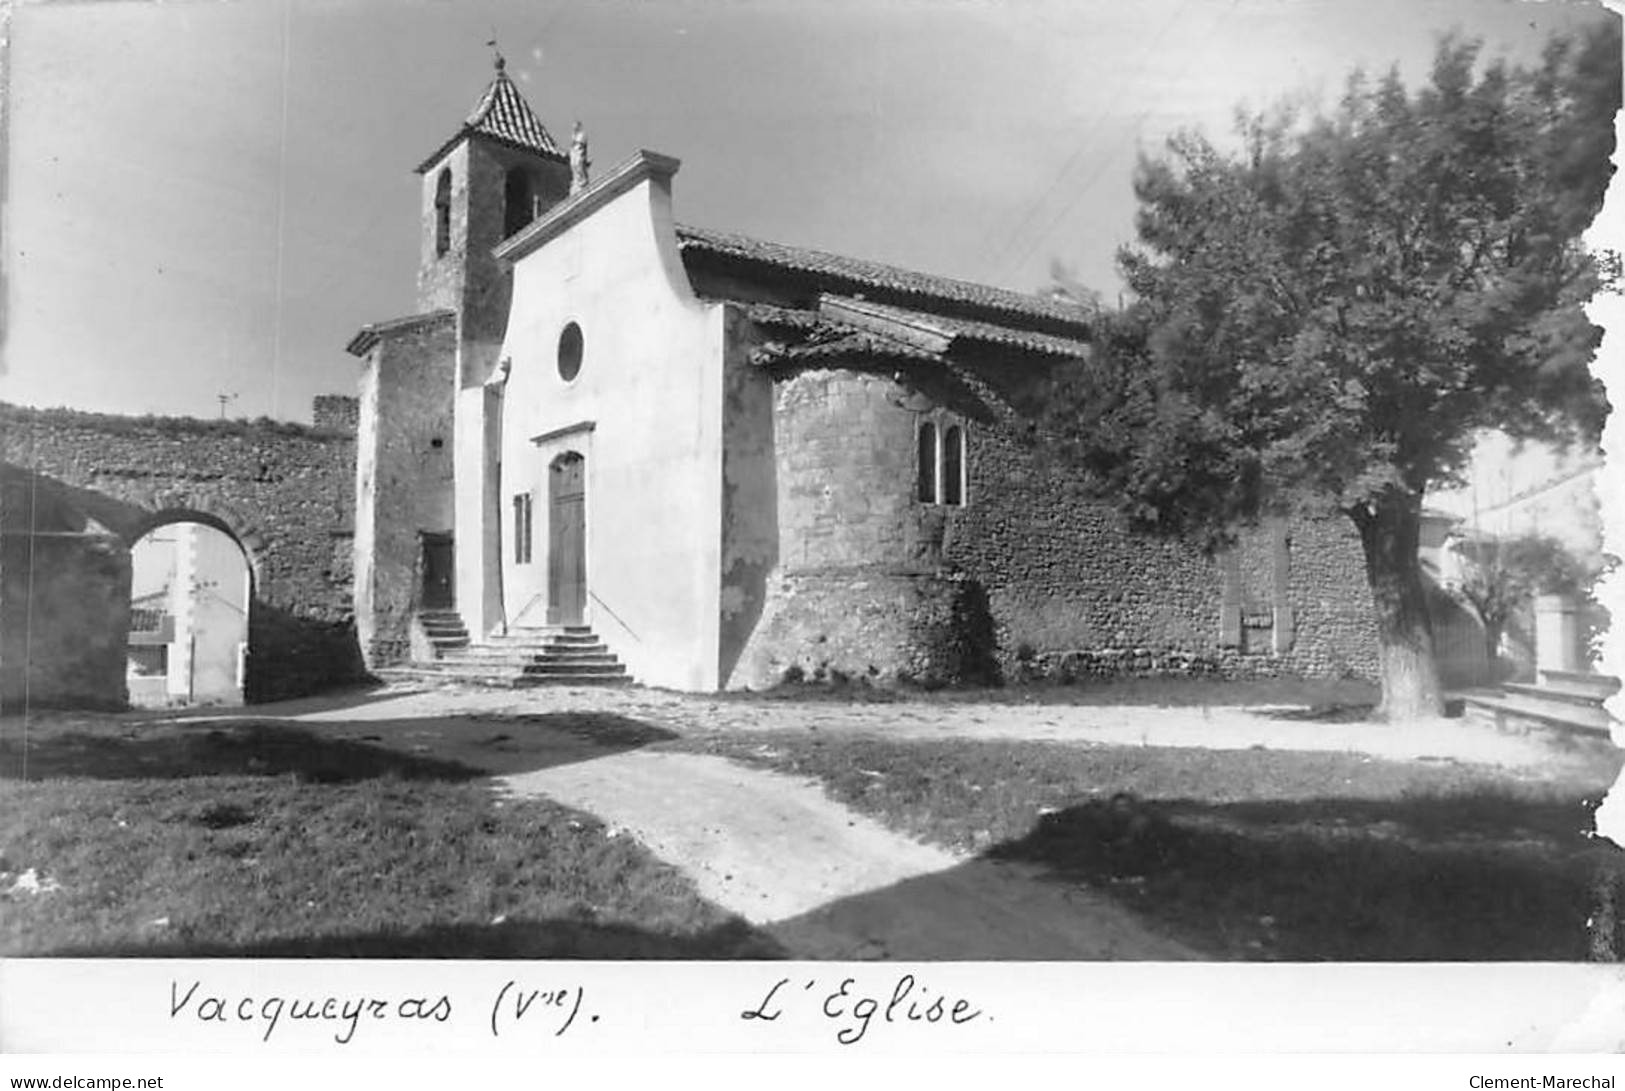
[127,517,251,707]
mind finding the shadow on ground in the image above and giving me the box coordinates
[750,788,1620,961]
[36,916,786,960]
[764,855,1196,961]
[981,792,1618,960]
[0,711,679,783]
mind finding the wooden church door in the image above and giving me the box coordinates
[547,453,586,626]
[420,532,455,609]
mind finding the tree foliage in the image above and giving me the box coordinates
[1452,532,1619,665]
[1038,23,1619,717]
[1045,25,1617,540]
[1452,532,1595,654]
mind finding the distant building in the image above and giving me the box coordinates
[1428,431,1610,677]
[126,522,249,707]
[1429,431,1606,569]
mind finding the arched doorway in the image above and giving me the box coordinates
[127,519,250,707]
[547,452,586,625]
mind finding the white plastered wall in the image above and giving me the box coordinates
[490,153,725,690]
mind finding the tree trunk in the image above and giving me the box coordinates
[1482,620,1504,677]
[1352,493,1445,721]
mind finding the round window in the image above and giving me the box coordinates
[557,322,584,382]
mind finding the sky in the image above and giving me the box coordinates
[2,0,1616,422]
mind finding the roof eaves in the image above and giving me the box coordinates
[675,224,1095,330]
[817,295,954,355]
[782,331,941,364]
[346,309,457,357]
[820,294,1090,361]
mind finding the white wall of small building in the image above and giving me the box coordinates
[481,155,727,691]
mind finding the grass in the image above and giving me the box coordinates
[0,715,778,959]
[675,730,1625,960]
[9,694,1622,961]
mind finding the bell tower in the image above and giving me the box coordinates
[414,53,572,387]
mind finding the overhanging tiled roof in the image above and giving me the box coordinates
[677,224,1094,331]
[784,330,941,364]
[345,309,456,357]
[416,66,565,174]
[743,304,937,366]
[740,297,1090,365]
[820,296,1090,359]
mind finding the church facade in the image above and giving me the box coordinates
[347,62,1380,692]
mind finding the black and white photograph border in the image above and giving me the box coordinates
[2,0,1624,1062]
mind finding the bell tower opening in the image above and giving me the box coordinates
[503,167,536,238]
[434,168,452,257]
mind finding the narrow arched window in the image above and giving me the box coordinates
[434,169,452,257]
[917,421,938,503]
[943,425,964,506]
[504,168,534,237]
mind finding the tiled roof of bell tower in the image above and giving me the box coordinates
[415,54,565,174]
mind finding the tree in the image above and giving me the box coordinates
[1451,531,1595,668]
[1040,25,1619,720]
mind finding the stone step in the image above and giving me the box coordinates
[1538,670,1622,701]
[451,640,609,656]
[522,660,626,677]
[492,630,599,646]
[406,623,632,685]
[536,646,614,660]
[1460,690,1615,738]
[1502,681,1613,708]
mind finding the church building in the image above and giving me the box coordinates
[346,59,1380,692]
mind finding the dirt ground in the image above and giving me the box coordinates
[498,749,1196,959]
[271,680,1612,769]
[96,678,1610,960]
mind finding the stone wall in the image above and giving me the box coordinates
[312,395,359,434]
[0,402,363,704]
[418,136,570,389]
[0,466,132,710]
[729,354,1379,688]
[945,355,1378,681]
[352,315,457,666]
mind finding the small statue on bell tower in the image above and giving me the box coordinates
[570,121,591,194]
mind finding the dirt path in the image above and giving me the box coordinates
[497,750,1195,959]
[276,682,1608,770]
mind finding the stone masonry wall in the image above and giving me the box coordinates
[354,316,457,666]
[1,464,133,710]
[945,356,1378,681]
[0,402,363,703]
[732,356,1378,688]
[730,366,993,687]
[312,395,359,433]
[419,137,570,389]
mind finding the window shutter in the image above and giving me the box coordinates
[1220,605,1242,647]
[1273,605,1295,654]
[1219,547,1242,648]
[1270,517,1293,653]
